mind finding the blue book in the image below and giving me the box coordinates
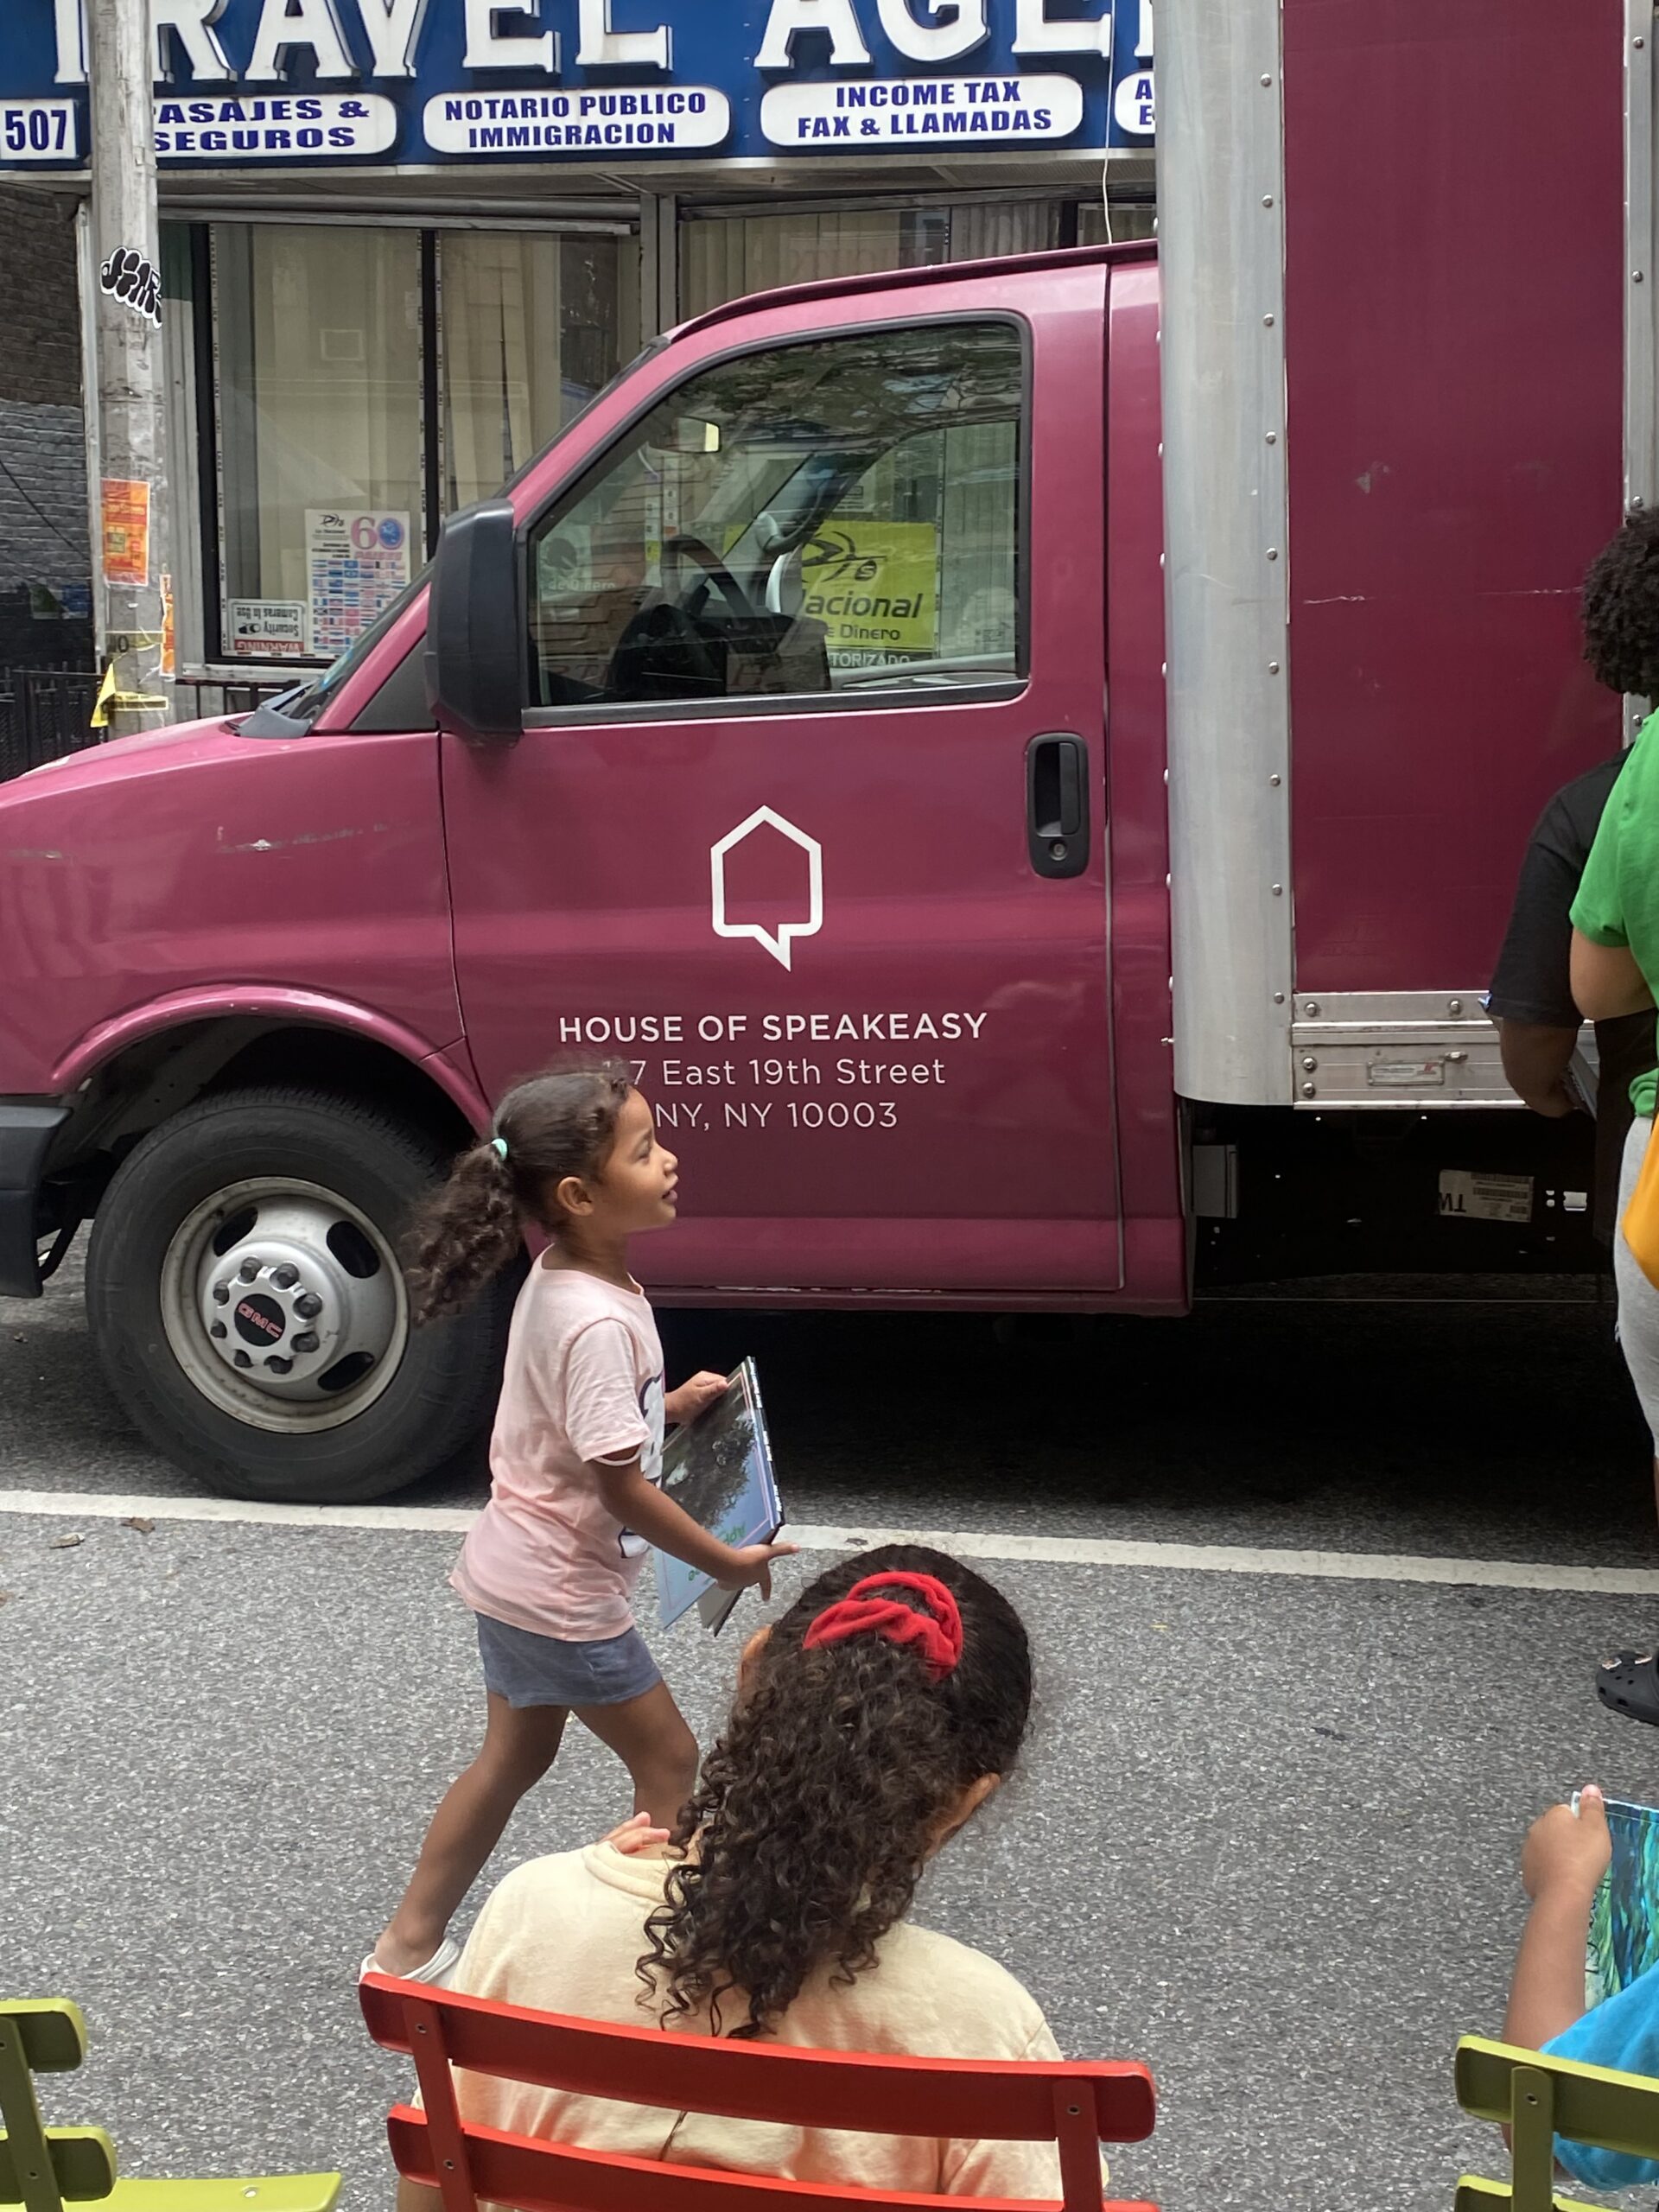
[654,1358,784,1633]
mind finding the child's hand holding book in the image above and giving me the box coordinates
[1524,1784,1612,1904]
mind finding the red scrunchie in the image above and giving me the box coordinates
[801,1571,964,1683]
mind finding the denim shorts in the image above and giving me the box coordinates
[474,1612,663,1709]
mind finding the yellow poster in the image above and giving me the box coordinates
[160,571,175,677]
[799,523,938,666]
[100,479,150,587]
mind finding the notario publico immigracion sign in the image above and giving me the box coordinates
[1,0,1153,169]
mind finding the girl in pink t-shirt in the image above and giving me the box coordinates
[367,1062,794,1985]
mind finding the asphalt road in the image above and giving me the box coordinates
[6,1255,1659,2211]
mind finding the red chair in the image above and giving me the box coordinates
[360,1971,1157,2212]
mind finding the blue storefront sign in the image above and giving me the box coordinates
[0,0,1153,172]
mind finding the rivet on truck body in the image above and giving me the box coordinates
[1265,430,1277,443]
[1273,992,1286,1004]
[1301,1055,1318,1072]
[1268,772,1281,785]
[1447,997,1464,1016]
[1271,883,1283,895]
[1301,1081,1317,1097]
[1304,1001,1320,1016]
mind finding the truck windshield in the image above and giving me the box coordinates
[238,563,430,737]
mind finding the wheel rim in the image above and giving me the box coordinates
[159,1176,407,1434]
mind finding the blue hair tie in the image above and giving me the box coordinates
[492,1135,509,1161]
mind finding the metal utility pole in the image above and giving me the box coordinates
[86,0,172,735]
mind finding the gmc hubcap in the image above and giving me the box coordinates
[160,1178,405,1433]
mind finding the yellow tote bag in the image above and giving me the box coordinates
[1624,1116,1659,1288]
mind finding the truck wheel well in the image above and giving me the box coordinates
[49,1021,477,1219]
[208,1028,474,1151]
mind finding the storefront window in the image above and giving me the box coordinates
[1077,201,1157,245]
[438,231,639,515]
[211,221,639,664]
[524,319,1024,710]
[214,224,423,663]
[679,198,1078,318]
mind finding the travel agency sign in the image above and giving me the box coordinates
[0,0,1153,168]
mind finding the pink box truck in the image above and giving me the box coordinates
[0,0,1639,1499]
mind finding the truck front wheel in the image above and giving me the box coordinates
[86,1087,508,1503]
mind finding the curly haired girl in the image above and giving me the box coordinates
[393,1546,1073,2205]
[368,1061,793,1985]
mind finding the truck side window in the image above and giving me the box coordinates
[524,319,1025,710]
[350,639,434,733]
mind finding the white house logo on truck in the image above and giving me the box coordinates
[711,807,823,970]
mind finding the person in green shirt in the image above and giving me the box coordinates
[1570,514,1659,1725]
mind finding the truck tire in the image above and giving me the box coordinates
[86,1086,509,1504]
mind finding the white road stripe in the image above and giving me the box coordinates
[0,1487,1656,1594]
[0,1488,478,1534]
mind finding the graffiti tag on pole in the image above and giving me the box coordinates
[99,245,161,325]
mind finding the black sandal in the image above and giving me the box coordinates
[1598,1650,1659,1726]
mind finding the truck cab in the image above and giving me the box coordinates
[0,245,1177,1501]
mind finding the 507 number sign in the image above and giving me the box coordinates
[2,102,78,162]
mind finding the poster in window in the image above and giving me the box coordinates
[306,509,411,658]
[799,522,938,671]
[100,478,150,587]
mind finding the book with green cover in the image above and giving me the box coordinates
[1574,1793,1659,2006]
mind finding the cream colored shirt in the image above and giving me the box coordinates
[447,1840,1071,2199]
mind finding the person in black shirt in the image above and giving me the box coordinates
[1489,756,1657,1243]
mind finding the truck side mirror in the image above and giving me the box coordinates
[425,498,522,744]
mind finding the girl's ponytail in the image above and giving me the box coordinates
[404,1137,521,1325]
[638,1543,1032,2039]
[404,1058,632,1325]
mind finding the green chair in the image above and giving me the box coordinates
[1455,2033,1659,2211]
[0,2001,338,2212]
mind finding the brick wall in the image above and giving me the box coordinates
[0,186,92,672]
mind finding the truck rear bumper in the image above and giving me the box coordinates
[0,1102,70,1297]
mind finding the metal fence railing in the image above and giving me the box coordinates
[0,668,299,785]
[0,668,102,783]
[172,675,297,721]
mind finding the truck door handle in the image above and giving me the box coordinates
[1026,734,1090,879]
